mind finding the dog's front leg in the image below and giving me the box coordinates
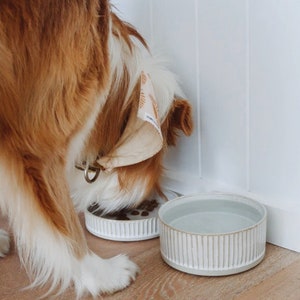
[0,152,138,298]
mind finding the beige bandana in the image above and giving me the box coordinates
[97,71,163,171]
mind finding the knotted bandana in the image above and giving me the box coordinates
[97,71,163,171]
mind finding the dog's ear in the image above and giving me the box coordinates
[163,98,193,146]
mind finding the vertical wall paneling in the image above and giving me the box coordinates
[245,0,251,191]
[151,0,201,179]
[197,1,248,189]
[249,0,300,204]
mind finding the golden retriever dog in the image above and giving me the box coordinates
[0,0,193,298]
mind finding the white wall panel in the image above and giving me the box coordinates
[151,0,201,177]
[197,1,248,189]
[249,0,300,203]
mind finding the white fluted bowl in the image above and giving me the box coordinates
[158,193,267,276]
[85,190,179,241]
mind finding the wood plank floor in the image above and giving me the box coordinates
[1,214,299,300]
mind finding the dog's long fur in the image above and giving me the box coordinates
[0,1,193,297]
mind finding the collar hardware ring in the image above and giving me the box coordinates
[84,162,101,183]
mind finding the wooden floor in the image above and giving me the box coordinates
[1,214,300,300]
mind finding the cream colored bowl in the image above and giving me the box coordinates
[84,190,179,241]
[158,193,267,276]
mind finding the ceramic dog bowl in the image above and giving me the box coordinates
[158,193,267,276]
[84,190,179,241]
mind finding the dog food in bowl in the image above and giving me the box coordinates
[87,199,159,221]
[84,190,178,241]
[158,193,267,276]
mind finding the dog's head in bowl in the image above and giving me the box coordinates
[69,14,193,214]
[0,1,192,298]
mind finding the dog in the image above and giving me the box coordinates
[0,0,193,298]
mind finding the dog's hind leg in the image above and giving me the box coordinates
[0,229,9,257]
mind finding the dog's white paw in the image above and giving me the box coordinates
[77,253,139,297]
[0,229,10,257]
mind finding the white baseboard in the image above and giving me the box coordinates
[162,171,300,253]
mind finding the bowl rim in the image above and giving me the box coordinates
[84,189,180,224]
[84,208,157,223]
[158,192,267,236]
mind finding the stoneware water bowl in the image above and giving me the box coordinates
[158,193,267,276]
